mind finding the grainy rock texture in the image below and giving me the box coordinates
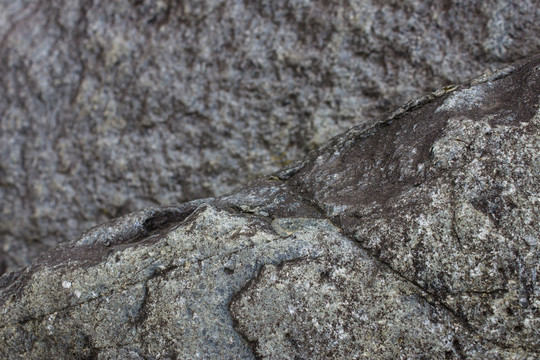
[0,55,538,359]
[1,0,540,274]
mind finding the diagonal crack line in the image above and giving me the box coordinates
[0,264,169,330]
[284,184,478,332]
[0,221,272,331]
[1,287,117,329]
[0,264,175,331]
[287,185,538,352]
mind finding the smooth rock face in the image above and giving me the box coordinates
[2,0,540,274]
[0,55,538,359]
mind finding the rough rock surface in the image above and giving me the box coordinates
[2,0,540,274]
[1,55,539,359]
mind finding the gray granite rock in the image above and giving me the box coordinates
[1,0,540,274]
[0,55,538,359]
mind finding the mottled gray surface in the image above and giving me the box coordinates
[0,55,538,359]
[2,0,540,274]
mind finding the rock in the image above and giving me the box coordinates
[2,0,540,274]
[1,55,538,359]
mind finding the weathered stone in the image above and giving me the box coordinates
[0,55,538,359]
[2,0,540,274]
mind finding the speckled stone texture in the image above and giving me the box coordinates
[0,55,538,359]
[2,0,540,275]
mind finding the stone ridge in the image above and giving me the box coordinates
[2,0,540,276]
[0,55,539,359]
